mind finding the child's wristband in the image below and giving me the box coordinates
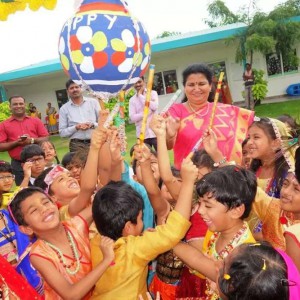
[213,157,227,167]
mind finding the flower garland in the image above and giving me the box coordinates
[0,0,57,21]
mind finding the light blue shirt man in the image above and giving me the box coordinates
[59,80,100,152]
[59,97,100,139]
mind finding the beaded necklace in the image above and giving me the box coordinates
[207,222,248,260]
[205,222,248,299]
[44,227,80,275]
[187,101,210,117]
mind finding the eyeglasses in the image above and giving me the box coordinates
[0,175,15,181]
[26,157,44,164]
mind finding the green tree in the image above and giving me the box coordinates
[204,0,300,66]
[156,31,181,39]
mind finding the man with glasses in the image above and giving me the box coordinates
[0,96,49,185]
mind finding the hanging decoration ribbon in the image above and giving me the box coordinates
[114,90,127,156]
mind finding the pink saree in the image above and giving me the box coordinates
[168,103,254,169]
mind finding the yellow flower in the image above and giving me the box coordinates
[0,0,57,21]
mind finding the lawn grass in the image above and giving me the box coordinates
[1,99,299,164]
[255,99,300,120]
[0,124,146,165]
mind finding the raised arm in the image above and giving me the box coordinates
[108,128,123,182]
[174,156,198,219]
[19,162,32,188]
[132,155,198,261]
[68,121,107,217]
[151,115,181,201]
[165,113,180,150]
[97,110,111,187]
[135,143,170,224]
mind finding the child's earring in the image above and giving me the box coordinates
[223,274,231,280]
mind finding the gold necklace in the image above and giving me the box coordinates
[187,101,210,117]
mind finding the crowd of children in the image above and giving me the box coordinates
[0,85,300,298]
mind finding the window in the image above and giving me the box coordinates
[153,70,179,95]
[266,50,298,76]
[207,61,231,104]
[56,89,69,108]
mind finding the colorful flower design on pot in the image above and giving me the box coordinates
[58,0,151,94]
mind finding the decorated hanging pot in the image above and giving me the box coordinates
[58,0,151,94]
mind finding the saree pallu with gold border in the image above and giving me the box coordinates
[168,103,254,169]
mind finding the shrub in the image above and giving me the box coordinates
[104,88,135,124]
[0,101,11,122]
[252,69,268,103]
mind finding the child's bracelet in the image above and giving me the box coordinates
[213,157,227,167]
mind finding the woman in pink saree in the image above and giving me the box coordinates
[166,64,254,169]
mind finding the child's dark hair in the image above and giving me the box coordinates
[249,117,290,194]
[196,165,257,219]
[92,181,144,240]
[192,149,215,170]
[0,161,12,174]
[218,241,288,300]
[34,167,54,195]
[61,152,75,168]
[39,140,60,164]
[20,144,45,163]
[277,114,299,138]
[70,149,89,168]
[9,187,47,226]
[242,138,249,149]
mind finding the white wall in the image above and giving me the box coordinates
[4,39,300,115]
[6,72,68,123]
[151,40,300,110]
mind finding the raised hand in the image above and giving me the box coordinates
[134,143,151,164]
[150,115,166,137]
[165,113,180,138]
[91,127,107,150]
[98,109,110,129]
[202,128,218,154]
[108,127,122,164]
[180,156,198,183]
[202,128,223,162]
[22,161,32,178]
